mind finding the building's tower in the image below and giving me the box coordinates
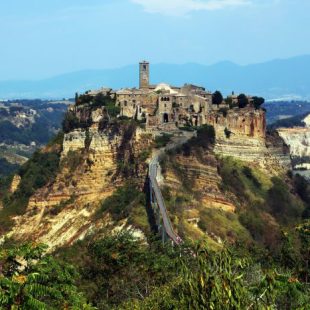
[139,61,149,89]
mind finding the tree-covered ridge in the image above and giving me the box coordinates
[263,101,310,125]
[0,100,68,145]
[1,230,309,309]
[0,99,68,178]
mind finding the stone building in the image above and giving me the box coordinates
[116,62,213,130]
[85,61,266,139]
[139,61,150,89]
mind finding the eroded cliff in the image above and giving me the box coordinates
[209,108,291,174]
[5,108,152,250]
[1,103,295,250]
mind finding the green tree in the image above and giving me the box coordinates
[93,93,107,107]
[212,91,223,105]
[178,245,251,309]
[237,94,249,108]
[252,96,265,109]
[0,243,94,309]
[297,220,310,283]
[62,111,80,133]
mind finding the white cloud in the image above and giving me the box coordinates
[130,0,251,16]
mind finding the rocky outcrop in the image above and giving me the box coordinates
[277,126,310,176]
[209,107,291,174]
[9,175,21,193]
[8,120,152,250]
[164,153,236,213]
[207,107,266,140]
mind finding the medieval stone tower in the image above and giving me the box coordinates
[139,61,149,89]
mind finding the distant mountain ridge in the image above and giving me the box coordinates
[1,55,310,100]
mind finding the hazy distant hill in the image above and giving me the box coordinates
[264,100,310,125]
[0,55,309,100]
[0,99,69,176]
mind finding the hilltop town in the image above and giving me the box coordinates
[1,61,309,310]
[71,61,266,138]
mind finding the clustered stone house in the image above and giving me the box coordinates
[86,61,266,138]
[115,61,216,130]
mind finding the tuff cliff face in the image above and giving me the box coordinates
[160,147,251,246]
[207,107,266,139]
[277,127,310,175]
[6,107,152,250]
[2,102,293,250]
[276,114,310,177]
[209,108,291,174]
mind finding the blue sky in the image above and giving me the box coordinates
[0,0,309,80]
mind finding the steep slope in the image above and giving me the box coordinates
[0,98,303,254]
[159,134,305,251]
[1,108,153,250]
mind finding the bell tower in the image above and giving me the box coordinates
[139,61,149,89]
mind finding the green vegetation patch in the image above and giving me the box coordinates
[0,243,94,309]
[154,133,173,148]
[218,156,305,249]
[60,150,84,173]
[219,156,271,203]
[198,208,251,244]
[0,146,61,233]
[174,124,215,156]
[56,231,179,309]
[95,182,148,232]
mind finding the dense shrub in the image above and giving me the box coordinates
[212,90,223,105]
[219,107,228,117]
[253,96,265,109]
[122,242,310,309]
[180,124,215,156]
[224,127,232,138]
[62,112,80,133]
[154,133,172,148]
[267,177,304,224]
[195,124,215,147]
[97,182,146,222]
[57,231,179,308]
[0,243,93,309]
[237,94,249,108]
[242,166,261,188]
